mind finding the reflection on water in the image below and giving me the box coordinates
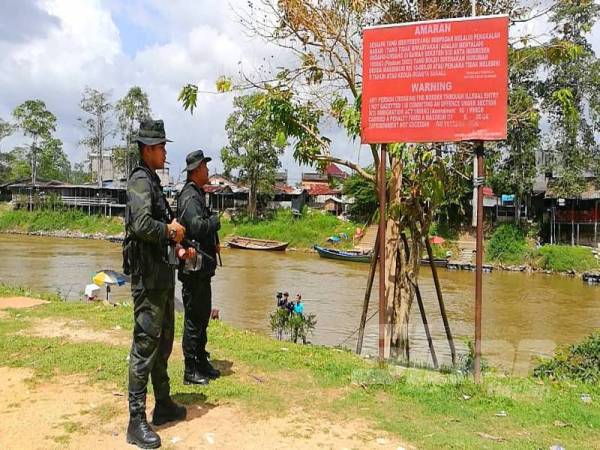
[1,234,598,374]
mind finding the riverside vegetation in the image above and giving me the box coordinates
[485,224,600,272]
[1,283,600,449]
[0,203,358,250]
[0,204,597,271]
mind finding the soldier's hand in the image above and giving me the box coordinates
[167,219,185,243]
[209,214,221,232]
[185,247,197,260]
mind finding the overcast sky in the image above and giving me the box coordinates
[0,0,599,184]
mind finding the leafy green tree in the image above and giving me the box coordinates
[222,93,286,219]
[489,44,542,221]
[343,170,377,222]
[541,0,600,197]
[12,100,57,185]
[37,137,70,181]
[79,87,114,187]
[114,86,152,176]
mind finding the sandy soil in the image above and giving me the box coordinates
[0,367,409,450]
[0,296,49,309]
[17,317,130,346]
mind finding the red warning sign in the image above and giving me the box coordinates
[361,15,508,144]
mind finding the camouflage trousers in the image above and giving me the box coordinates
[181,276,212,361]
[128,276,174,415]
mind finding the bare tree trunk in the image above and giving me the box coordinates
[383,157,401,359]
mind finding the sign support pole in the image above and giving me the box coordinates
[378,144,387,365]
[474,141,484,383]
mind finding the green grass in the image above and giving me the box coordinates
[2,284,600,449]
[0,206,123,235]
[219,208,359,249]
[533,245,600,272]
[486,224,530,265]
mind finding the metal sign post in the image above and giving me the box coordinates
[378,144,387,364]
[474,141,485,383]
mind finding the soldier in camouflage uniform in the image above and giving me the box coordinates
[177,150,221,385]
[123,119,192,449]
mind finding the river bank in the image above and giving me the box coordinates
[0,206,357,251]
[1,284,599,449]
[1,206,598,275]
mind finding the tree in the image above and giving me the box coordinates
[114,86,152,176]
[12,100,57,185]
[0,117,14,150]
[79,88,114,187]
[343,170,378,222]
[69,162,93,185]
[489,44,542,222]
[181,0,526,361]
[540,0,600,197]
[37,137,70,181]
[222,93,286,218]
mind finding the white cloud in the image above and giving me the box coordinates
[1,0,598,185]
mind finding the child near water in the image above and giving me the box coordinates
[293,294,304,315]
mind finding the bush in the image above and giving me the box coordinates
[534,332,600,384]
[486,224,528,264]
[269,307,317,344]
[534,245,600,272]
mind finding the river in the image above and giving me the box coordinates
[1,234,598,375]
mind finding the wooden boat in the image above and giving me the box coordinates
[228,236,289,251]
[583,272,600,284]
[314,245,372,263]
[420,258,449,268]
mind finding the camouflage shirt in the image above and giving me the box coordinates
[124,161,175,289]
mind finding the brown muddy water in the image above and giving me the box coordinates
[1,234,598,375]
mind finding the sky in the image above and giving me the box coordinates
[0,0,599,185]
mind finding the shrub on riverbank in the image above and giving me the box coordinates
[0,208,123,235]
[486,224,530,264]
[534,332,600,384]
[221,208,358,249]
[534,245,599,272]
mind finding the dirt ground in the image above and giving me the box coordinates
[0,296,49,309]
[0,300,410,450]
[0,367,408,450]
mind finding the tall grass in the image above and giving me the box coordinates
[534,245,599,272]
[0,208,123,235]
[220,209,358,249]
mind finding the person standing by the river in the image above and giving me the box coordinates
[123,119,191,449]
[177,149,221,385]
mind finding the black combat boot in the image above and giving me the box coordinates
[197,354,221,380]
[183,358,209,385]
[126,412,161,449]
[152,397,187,426]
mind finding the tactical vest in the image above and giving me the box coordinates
[123,164,175,286]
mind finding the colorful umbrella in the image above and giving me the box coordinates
[93,270,130,286]
[92,270,130,302]
[429,236,446,245]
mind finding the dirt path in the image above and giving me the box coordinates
[0,366,408,450]
[0,299,410,449]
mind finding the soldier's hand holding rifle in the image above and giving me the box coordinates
[167,219,186,243]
